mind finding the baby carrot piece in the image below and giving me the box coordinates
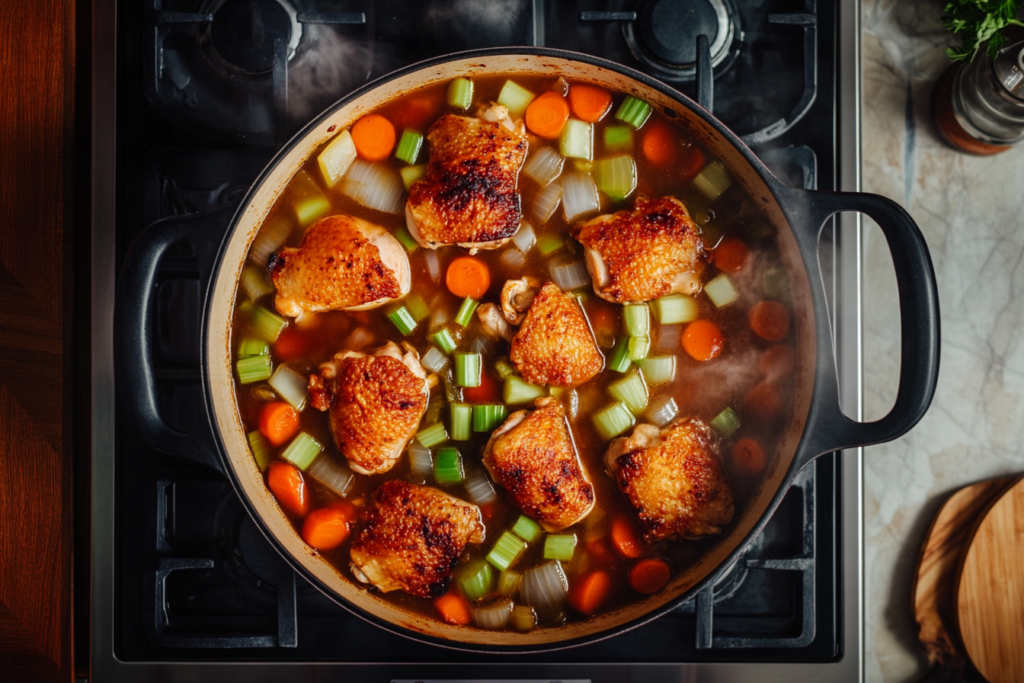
[713,237,750,274]
[434,591,472,625]
[391,92,443,130]
[462,369,500,403]
[610,515,644,559]
[759,344,796,380]
[628,558,671,594]
[568,570,612,616]
[267,461,312,518]
[568,84,613,122]
[351,114,396,161]
[301,500,353,551]
[525,91,571,139]
[732,438,767,474]
[682,319,724,362]
[258,401,301,447]
[745,382,781,421]
[273,327,312,362]
[641,121,677,166]
[679,145,707,183]
[446,256,491,299]
[749,300,791,341]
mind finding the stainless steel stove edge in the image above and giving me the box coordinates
[89,0,864,679]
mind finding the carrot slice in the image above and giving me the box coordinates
[351,114,396,161]
[610,516,644,559]
[462,369,500,403]
[682,319,724,362]
[267,461,312,518]
[749,300,791,341]
[745,382,781,421]
[434,591,472,625]
[446,256,491,299]
[641,121,677,166]
[759,344,795,380]
[713,237,750,274]
[628,558,671,594]
[391,91,444,130]
[679,145,707,183]
[586,537,616,566]
[568,570,612,616]
[568,84,613,123]
[732,438,767,474]
[301,500,353,551]
[525,91,571,139]
[258,402,301,447]
[274,327,313,362]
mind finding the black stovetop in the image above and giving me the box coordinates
[113,0,842,667]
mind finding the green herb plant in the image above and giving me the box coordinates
[942,0,1023,62]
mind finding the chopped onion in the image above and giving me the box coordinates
[471,599,513,629]
[424,249,441,282]
[512,604,537,631]
[470,334,497,357]
[512,220,537,254]
[499,248,527,272]
[523,146,565,187]
[307,454,355,497]
[521,561,568,610]
[340,159,404,214]
[532,179,562,224]
[344,327,374,351]
[268,365,309,411]
[549,258,590,292]
[421,346,449,374]
[408,441,433,478]
[645,395,679,427]
[428,307,451,333]
[249,219,291,267]
[561,172,600,222]
[241,266,274,301]
[657,325,681,351]
[465,468,497,505]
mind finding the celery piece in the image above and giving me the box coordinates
[623,303,650,337]
[455,352,481,388]
[431,328,457,355]
[404,293,430,322]
[693,161,733,201]
[608,370,649,415]
[280,432,323,471]
[711,406,741,436]
[400,164,426,190]
[395,129,424,165]
[511,515,543,543]
[457,558,494,601]
[247,430,273,471]
[454,297,479,328]
[559,118,593,160]
[512,604,536,630]
[241,266,274,301]
[448,77,474,110]
[636,355,677,385]
[593,154,637,200]
[433,446,464,484]
[252,306,288,343]
[593,401,635,440]
[393,226,419,253]
[295,195,331,227]
[627,335,650,361]
[705,273,739,308]
[607,336,633,373]
[416,422,448,448]
[386,306,417,335]
[543,534,576,561]
[651,293,699,324]
[504,376,546,404]
[497,80,535,117]
[496,569,522,596]
[237,355,272,384]
[317,128,357,187]
[536,232,564,256]
[238,338,269,359]
[603,125,634,151]
[472,404,508,432]
[615,96,652,129]
[495,357,516,380]
[486,531,527,571]
[451,403,473,441]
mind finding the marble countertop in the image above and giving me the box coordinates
[862,1,1024,680]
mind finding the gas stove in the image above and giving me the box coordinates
[90,1,864,680]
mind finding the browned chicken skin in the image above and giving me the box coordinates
[349,480,484,598]
[270,214,411,317]
[572,196,707,303]
[405,108,528,251]
[507,281,604,387]
[605,418,734,541]
[308,342,429,476]
[482,397,595,531]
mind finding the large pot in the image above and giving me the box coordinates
[116,48,939,652]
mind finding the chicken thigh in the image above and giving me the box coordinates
[308,342,428,476]
[605,418,734,541]
[482,397,595,531]
[270,214,411,317]
[349,480,484,598]
[571,195,707,303]
[405,107,528,251]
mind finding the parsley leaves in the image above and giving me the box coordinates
[942,0,1024,62]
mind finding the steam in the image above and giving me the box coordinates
[424,0,523,48]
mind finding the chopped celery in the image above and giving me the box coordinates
[241,266,274,301]
[404,293,430,322]
[693,161,733,200]
[652,293,699,324]
[454,297,479,328]
[623,303,650,336]
[536,233,564,256]
[763,267,786,299]
[416,422,448,448]
[451,403,473,441]
[433,446,464,484]
[238,338,269,358]
[497,80,535,117]
[280,432,323,471]
[252,306,288,342]
[504,376,547,404]
[457,558,494,601]
[603,125,634,151]
[247,430,272,471]
[237,355,272,384]
[593,154,637,200]
[400,164,426,190]
[386,306,417,335]
[455,352,481,388]
[559,118,593,160]
[636,355,677,385]
[395,129,423,165]
[473,404,508,432]
[393,226,419,253]
[607,336,633,373]
[496,569,522,596]
[495,357,516,380]
[295,195,331,227]
[608,370,649,414]
[543,534,577,561]
[705,273,740,308]
[627,335,651,361]
[486,531,527,571]
[511,515,543,543]
[317,128,357,187]
[593,401,636,440]
[447,77,474,110]
[512,604,537,631]
[431,328,457,355]
[711,406,741,436]
[615,96,652,128]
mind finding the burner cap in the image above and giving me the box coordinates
[211,0,296,73]
[638,0,719,66]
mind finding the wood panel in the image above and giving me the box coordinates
[0,1,76,682]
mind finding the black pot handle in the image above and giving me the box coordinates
[114,208,236,473]
[772,181,940,459]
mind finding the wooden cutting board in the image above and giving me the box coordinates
[914,477,1014,666]
[955,476,1024,683]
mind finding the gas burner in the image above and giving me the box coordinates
[623,0,741,82]
[209,0,302,73]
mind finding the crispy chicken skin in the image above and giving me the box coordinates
[270,214,411,317]
[482,398,595,531]
[605,419,734,541]
[507,281,604,387]
[349,480,484,598]
[405,108,528,251]
[571,196,707,303]
[309,342,428,476]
